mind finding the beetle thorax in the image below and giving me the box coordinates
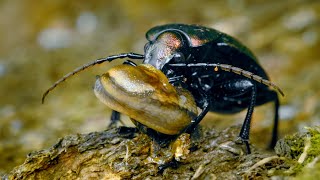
[144,32,183,70]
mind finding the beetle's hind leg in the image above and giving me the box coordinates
[238,84,257,154]
[254,90,280,149]
[269,92,279,149]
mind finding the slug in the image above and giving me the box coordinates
[94,64,198,135]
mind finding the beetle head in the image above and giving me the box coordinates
[143,31,188,70]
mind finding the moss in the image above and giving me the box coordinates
[305,127,320,161]
[295,160,320,180]
[271,126,320,177]
[292,127,320,179]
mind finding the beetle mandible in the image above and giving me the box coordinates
[42,24,284,153]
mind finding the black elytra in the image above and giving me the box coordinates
[42,24,284,154]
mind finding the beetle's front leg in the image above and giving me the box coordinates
[169,76,211,134]
[108,110,124,128]
[184,94,211,134]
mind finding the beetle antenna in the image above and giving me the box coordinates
[169,63,284,97]
[42,53,144,104]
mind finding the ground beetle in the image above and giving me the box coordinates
[42,24,284,153]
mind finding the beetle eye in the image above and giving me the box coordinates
[144,43,150,52]
[173,52,185,63]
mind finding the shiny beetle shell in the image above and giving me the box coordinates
[94,64,198,135]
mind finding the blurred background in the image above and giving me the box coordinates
[0,0,319,175]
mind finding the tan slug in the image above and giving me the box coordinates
[94,64,198,135]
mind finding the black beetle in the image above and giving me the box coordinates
[42,24,284,153]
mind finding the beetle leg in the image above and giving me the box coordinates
[123,60,138,66]
[269,92,279,149]
[184,97,211,134]
[131,120,176,147]
[108,110,124,128]
[168,76,184,83]
[253,90,279,149]
[168,76,190,90]
[158,159,179,173]
[238,84,257,154]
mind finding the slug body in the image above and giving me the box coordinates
[94,64,198,135]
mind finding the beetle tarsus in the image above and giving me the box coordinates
[234,136,251,154]
[158,159,179,174]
